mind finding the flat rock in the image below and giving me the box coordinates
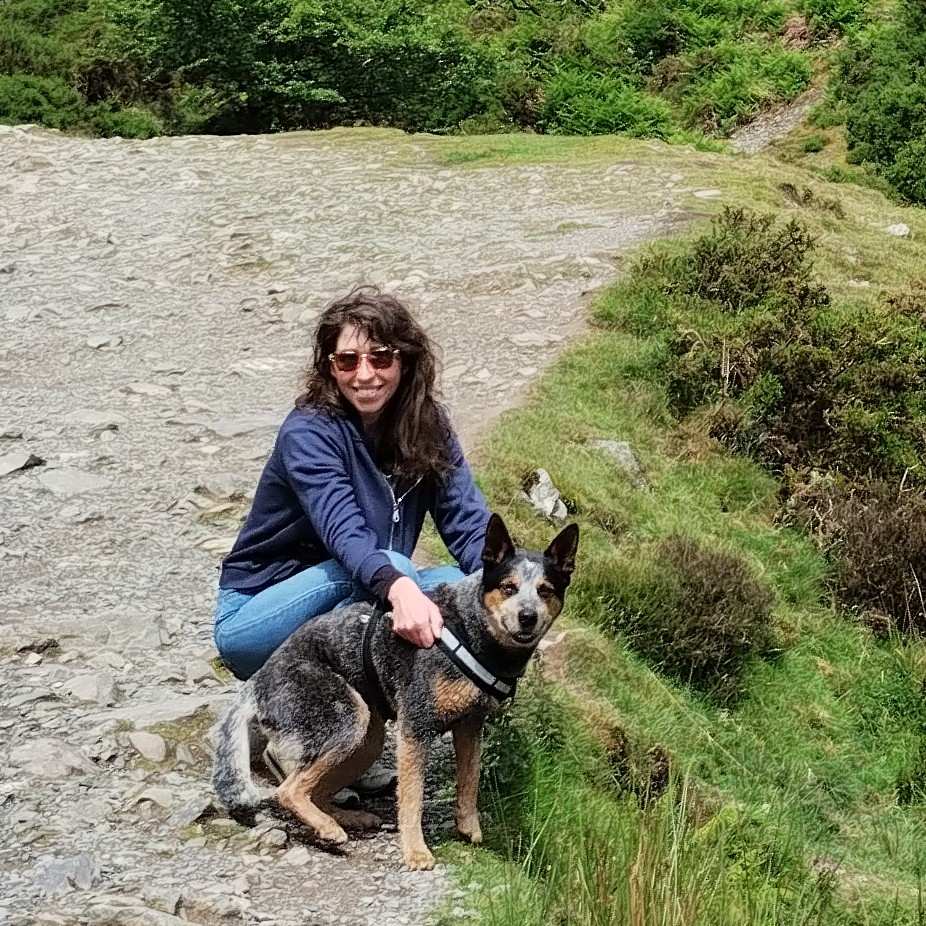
[32,852,100,897]
[128,731,167,762]
[886,223,911,237]
[86,334,123,350]
[0,451,45,476]
[92,691,230,727]
[37,468,109,496]
[65,671,117,705]
[167,413,280,439]
[9,737,97,778]
[123,382,174,398]
[588,438,646,488]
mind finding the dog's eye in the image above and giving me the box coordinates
[501,582,518,596]
[537,585,554,600]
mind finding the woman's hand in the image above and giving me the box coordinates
[388,576,443,648]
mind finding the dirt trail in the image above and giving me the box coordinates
[1,124,696,925]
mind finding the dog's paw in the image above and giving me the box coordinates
[316,822,349,845]
[456,813,482,844]
[403,846,436,871]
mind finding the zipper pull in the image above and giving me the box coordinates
[392,507,400,523]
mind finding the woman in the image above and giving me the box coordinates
[214,286,491,683]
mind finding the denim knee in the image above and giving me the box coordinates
[380,550,419,582]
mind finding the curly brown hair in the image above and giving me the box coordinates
[296,286,454,480]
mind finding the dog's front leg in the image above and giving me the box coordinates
[397,724,434,870]
[452,720,482,844]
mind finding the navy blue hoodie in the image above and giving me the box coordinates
[219,407,491,597]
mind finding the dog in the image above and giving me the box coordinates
[212,512,579,870]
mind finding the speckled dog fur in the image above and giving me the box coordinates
[212,513,579,870]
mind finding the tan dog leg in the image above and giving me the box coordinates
[276,691,374,844]
[276,758,349,844]
[397,726,433,870]
[453,721,482,844]
[315,712,386,832]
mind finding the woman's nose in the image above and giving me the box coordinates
[354,355,377,379]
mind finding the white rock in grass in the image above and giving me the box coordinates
[886,223,911,237]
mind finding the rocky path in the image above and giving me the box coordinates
[0,124,696,925]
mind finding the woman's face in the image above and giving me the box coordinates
[330,323,402,428]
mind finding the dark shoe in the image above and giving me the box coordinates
[352,760,397,796]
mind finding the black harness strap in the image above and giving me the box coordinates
[361,605,396,720]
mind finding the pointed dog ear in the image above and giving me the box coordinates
[544,523,579,576]
[482,513,516,567]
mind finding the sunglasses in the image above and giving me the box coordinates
[328,347,400,373]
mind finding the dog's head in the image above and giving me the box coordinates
[480,513,579,650]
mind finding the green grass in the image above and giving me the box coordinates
[422,134,926,925]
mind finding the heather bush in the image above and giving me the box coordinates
[639,206,826,313]
[788,478,926,635]
[623,209,926,483]
[605,535,776,697]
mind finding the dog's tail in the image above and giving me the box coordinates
[212,682,265,813]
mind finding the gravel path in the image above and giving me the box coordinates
[1,124,695,925]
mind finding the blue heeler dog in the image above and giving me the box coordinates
[212,513,579,869]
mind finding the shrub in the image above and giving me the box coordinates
[89,104,164,138]
[0,73,82,128]
[606,535,776,696]
[788,478,926,635]
[541,68,676,137]
[634,209,926,482]
[801,133,826,152]
[641,206,827,313]
[799,0,866,35]
[676,41,812,133]
[778,182,845,216]
[833,0,926,204]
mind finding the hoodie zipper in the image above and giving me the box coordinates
[381,473,423,551]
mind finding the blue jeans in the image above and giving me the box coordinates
[214,551,464,680]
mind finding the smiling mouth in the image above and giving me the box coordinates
[512,630,536,644]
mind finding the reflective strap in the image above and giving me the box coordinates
[439,627,513,698]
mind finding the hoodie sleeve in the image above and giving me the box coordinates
[431,430,491,575]
[279,417,392,589]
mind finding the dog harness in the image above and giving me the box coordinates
[436,626,521,701]
[361,605,397,720]
[360,605,522,712]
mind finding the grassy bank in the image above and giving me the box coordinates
[424,139,926,924]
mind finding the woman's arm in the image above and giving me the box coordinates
[280,419,392,588]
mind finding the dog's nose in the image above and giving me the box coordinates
[518,608,538,629]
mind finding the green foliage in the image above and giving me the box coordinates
[833,0,926,204]
[605,535,776,697]
[89,104,164,137]
[641,206,826,313]
[541,68,675,136]
[802,133,826,152]
[106,0,504,133]
[799,0,866,34]
[2,0,828,138]
[670,42,812,133]
[0,73,83,128]
[612,208,926,485]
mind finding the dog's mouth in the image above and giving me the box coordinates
[511,630,537,645]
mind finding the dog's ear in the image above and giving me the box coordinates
[544,523,579,577]
[482,513,516,567]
